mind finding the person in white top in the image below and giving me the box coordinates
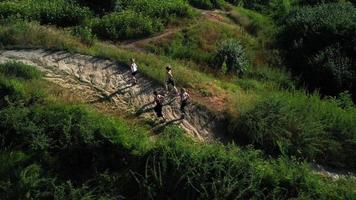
[130,58,138,84]
[180,88,190,119]
[165,65,178,95]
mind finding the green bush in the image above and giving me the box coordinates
[116,0,193,20]
[279,3,356,99]
[295,0,344,6]
[226,0,271,11]
[228,91,356,170]
[0,63,45,110]
[0,0,91,27]
[0,62,44,108]
[188,0,224,9]
[74,0,118,14]
[213,39,248,76]
[0,77,26,108]
[71,26,96,45]
[91,11,163,40]
[0,61,42,80]
[126,130,355,199]
[268,0,291,20]
[0,151,95,200]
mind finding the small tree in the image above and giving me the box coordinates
[213,39,248,77]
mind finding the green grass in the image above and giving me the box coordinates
[0,61,42,79]
[0,61,355,199]
[146,20,255,67]
[0,0,91,27]
[229,91,356,170]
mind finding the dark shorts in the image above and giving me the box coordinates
[154,104,163,117]
[131,71,138,76]
[166,78,175,86]
[180,100,188,113]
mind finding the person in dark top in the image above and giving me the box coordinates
[153,90,165,122]
[165,66,178,95]
[130,58,138,85]
[180,88,190,119]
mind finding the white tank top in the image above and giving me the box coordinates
[181,92,189,101]
[131,63,138,72]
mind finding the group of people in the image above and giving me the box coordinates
[130,58,190,122]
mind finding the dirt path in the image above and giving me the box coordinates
[122,9,233,51]
[122,28,182,52]
[0,49,226,141]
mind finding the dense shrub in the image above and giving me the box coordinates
[295,0,344,6]
[116,0,193,20]
[0,61,42,80]
[226,0,271,11]
[188,0,224,9]
[74,0,117,14]
[213,39,248,76]
[91,11,163,40]
[0,105,145,181]
[71,26,96,45]
[0,0,91,27]
[0,62,44,108]
[0,151,98,199]
[129,131,356,199]
[279,3,356,99]
[0,77,26,108]
[228,92,356,170]
[268,0,292,20]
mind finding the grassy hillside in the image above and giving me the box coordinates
[0,0,356,198]
[0,61,355,199]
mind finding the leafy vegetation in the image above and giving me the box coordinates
[213,39,248,76]
[116,0,193,20]
[189,0,225,9]
[0,0,193,40]
[228,91,356,170]
[0,61,42,80]
[279,3,356,99]
[74,0,118,15]
[91,11,163,40]
[0,0,91,27]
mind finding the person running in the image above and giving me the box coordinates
[180,88,190,119]
[153,90,165,122]
[130,58,138,84]
[165,66,178,95]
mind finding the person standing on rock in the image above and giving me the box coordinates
[180,88,190,119]
[165,65,178,95]
[130,58,138,85]
[153,90,166,122]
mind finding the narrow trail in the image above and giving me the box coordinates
[122,9,233,51]
[0,49,226,141]
[122,28,182,52]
